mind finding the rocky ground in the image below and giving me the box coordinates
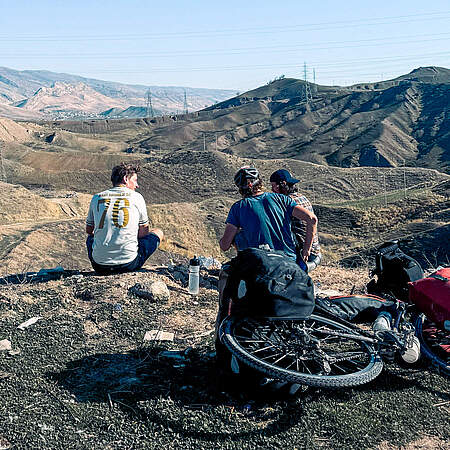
[0,263,448,449]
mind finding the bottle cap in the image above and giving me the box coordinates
[189,256,200,266]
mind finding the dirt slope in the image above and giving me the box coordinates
[0,118,33,142]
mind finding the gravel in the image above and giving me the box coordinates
[0,269,448,449]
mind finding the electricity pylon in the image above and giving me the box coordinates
[183,90,188,115]
[146,89,154,117]
[0,141,7,183]
[301,62,312,105]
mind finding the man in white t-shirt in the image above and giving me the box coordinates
[86,163,164,274]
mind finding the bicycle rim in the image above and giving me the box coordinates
[415,314,450,376]
[220,314,383,388]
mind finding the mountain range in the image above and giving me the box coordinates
[46,66,448,173]
[1,65,448,175]
[0,66,236,120]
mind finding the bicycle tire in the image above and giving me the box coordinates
[415,314,450,376]
[220,314,383,388]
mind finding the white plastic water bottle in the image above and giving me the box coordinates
[400,336,421,364]
[372,311,392,332]
[188,256,200,295]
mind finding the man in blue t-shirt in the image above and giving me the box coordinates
[219,166,318,267]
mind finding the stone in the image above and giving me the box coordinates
[148,281,170,302]
[0,339,12,351]
[172,270,187,282]
[0,434,11,449]
[129,281,170,302]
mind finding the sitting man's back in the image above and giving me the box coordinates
[85,162,163,274]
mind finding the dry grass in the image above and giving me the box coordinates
[313,264,369,294]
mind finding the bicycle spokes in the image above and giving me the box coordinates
[233,318,374,378]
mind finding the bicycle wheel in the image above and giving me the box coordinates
[220,314,383,388]
[415,314,450,376]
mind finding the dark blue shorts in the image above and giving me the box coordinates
[86,233,160,274]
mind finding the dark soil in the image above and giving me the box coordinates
[0,267,448,449]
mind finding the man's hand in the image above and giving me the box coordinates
[138,224,150,238]
[302,247,311,262]
[86,224,94,236]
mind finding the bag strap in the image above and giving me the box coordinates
[430,274,449,282]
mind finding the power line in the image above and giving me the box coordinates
[1,11,449,41]
[3,32,450,59]
[80,50,450,74]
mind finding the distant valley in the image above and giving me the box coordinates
[0,66,236,120]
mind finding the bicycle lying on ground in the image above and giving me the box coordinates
[219,294,418,388]
[366,240,449,377]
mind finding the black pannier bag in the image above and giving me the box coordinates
[315,294,399,322]
[367,241,424,301]
[224,247,315,319]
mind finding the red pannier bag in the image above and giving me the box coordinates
[409,267,450,328]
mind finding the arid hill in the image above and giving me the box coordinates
[0,66,235,120]
[15,82,128,116]
[50,66,447,173]
[208,66,449,173]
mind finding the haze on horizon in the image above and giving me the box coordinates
[1,0,449,92]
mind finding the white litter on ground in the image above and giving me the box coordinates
[143,330,175,342]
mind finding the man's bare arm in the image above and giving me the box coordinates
[292,205,318,260]
[219,223,239,251]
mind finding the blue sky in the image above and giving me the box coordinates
[1,1,449,92]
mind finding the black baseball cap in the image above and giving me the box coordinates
[269,169,300,184]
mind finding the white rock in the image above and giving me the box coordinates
[0,339,12,351]
[17,316,43,330]
[148,280,170,302]
[129,281,170,302]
